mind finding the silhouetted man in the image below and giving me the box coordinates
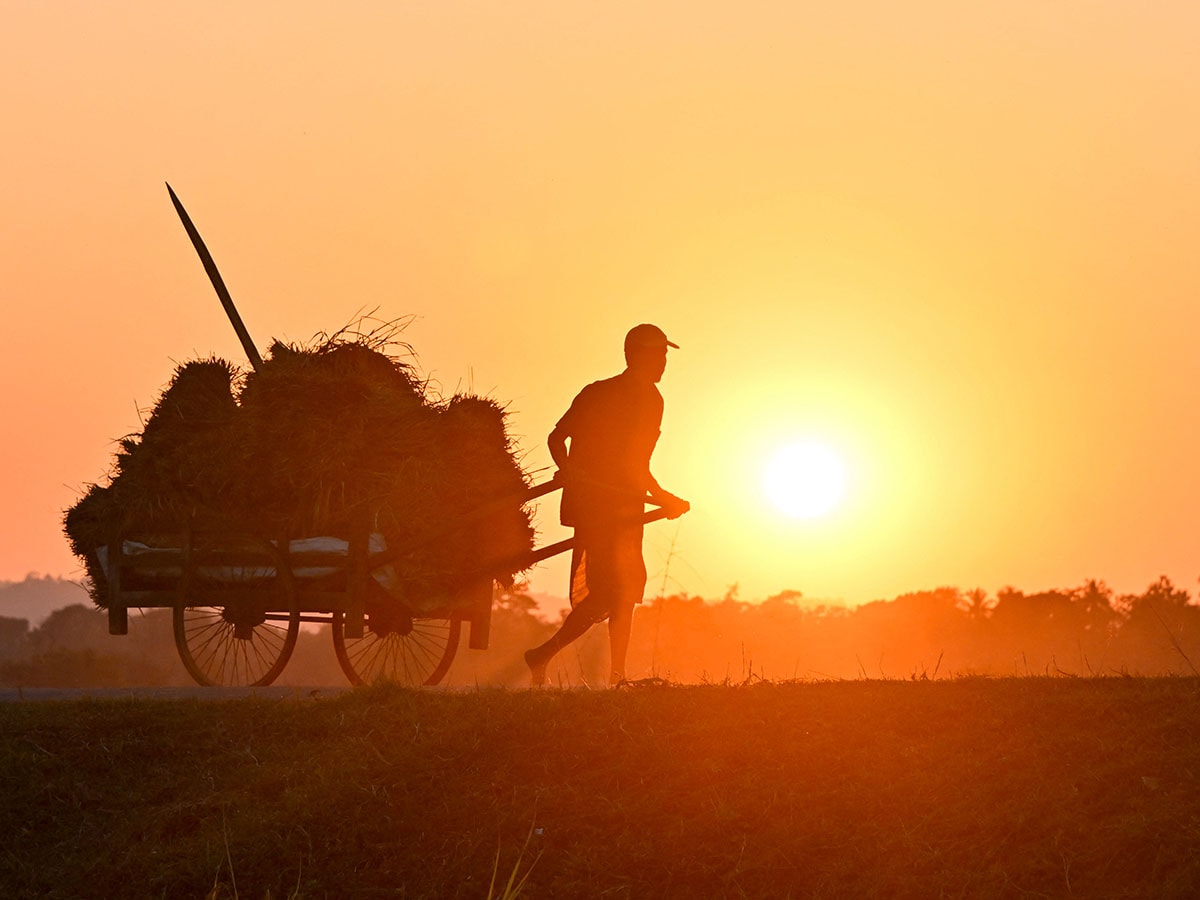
[525,324,690,686]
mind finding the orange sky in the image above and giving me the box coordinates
[3,2,1199,606]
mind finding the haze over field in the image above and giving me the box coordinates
[4,2,1199,605]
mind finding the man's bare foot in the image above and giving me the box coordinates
[525,649,547,687]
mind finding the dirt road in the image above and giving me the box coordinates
[0,685,352,702]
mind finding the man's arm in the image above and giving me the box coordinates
[549,384,590,478]
[646,473,690,519]
[548,423,570,471]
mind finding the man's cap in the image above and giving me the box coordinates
[624,323,680,352]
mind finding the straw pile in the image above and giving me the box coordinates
[64,330,534,610]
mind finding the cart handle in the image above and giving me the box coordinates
[365,476,565,571]
[523,476,564,503]
[368,475,676,572]
[522,505,673,566]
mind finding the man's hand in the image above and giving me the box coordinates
[657,492,691,520]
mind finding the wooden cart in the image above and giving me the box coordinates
[102,480,574,688]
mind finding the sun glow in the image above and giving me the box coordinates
[764,442,847,519]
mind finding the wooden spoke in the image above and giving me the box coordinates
[332,611,459,686]
[173,602,299,687]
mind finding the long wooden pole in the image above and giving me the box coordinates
[367,477,673,572]
[166,182,264,371]
[522,506,672,567]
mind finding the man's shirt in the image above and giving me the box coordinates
[553,370,663,527]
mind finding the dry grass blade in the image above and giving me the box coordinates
[486,820,542,900]
[1147,601,1200,676]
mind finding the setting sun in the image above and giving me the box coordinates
[764,442,847,519]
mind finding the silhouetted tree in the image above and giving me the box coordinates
[959,587,991,619]
[30,604,110,653]
[0,617,29,660]
[1117,577,1200,674]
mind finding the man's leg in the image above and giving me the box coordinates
[607,524,648,685]
[524,604,596,686]
[526,541,604,685]
[607,598,636,685]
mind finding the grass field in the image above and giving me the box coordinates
[2,678,1199,898]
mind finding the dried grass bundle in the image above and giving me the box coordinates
[64,329,533,610]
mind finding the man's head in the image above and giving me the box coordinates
[624,323,678,383]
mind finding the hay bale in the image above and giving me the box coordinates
[64,334,534,610]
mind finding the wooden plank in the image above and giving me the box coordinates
[109,590,180,607]
[344,520,368,639]
[466,579,493,650]
[294,590,354,614]
[107,534,128,636]
[187,549,277,567]
[179,528,194,608]
[275,531,297,625]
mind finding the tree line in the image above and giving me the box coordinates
[2,576,1198,688]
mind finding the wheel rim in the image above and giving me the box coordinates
[174,604,299,686]
[333,612,460,686]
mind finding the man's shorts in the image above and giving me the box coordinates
[568,521,647,622]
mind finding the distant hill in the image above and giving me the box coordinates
[0,575,91,626]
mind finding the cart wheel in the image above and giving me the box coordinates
[332,607,460,686]
[173,597,299,687]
